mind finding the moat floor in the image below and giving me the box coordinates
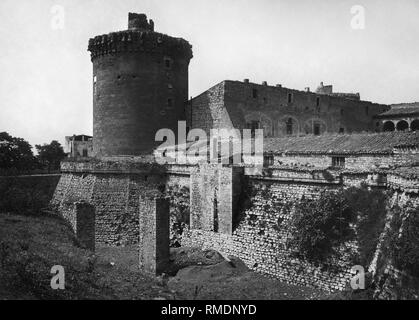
[0,213,327,300]
[96,245,327,300]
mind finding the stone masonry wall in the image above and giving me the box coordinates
[183,166,419,292]
[139,196,170,275]
[189,80,389,137]
[183,178,355,292]
[190,164,243,235]
[52,160,189,246]
[272,152,418,171]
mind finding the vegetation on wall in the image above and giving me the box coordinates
[344,185,388,268]
[391,205,419,278]
[166,185,190,247]
[288,190,355,264]
[288,185,388,267]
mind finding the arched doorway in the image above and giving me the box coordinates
[411,119,419,131]
[383,121,395,132]
[396,120,409,132]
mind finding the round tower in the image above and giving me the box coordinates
[88,13,193,156]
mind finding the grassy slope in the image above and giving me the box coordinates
[0,213,327,300]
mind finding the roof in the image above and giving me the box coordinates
[264,131,419,155]
[375,103,419,118]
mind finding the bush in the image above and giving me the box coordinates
[392,206,419,278]
[344,185,388,267]
[288,190,355,263]
[166,186,190,247]
[0,176,59,216]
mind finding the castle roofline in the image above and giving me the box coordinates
[264,131,419,156]
[191,79,389,106]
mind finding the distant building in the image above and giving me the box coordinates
[64,135,93,158]
[374,103,419,132]
[315,82,361,101]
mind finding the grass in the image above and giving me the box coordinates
[0,212,329,300]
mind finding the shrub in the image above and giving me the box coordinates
[166,186,190,247]
[344,185,388,267]
[288,190,355,264]
[392,206,419,278]
[0,176,59,216]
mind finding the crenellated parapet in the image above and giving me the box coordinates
[88,18,192,61]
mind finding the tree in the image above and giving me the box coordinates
[35,141,66,173]
[0,132,36,173]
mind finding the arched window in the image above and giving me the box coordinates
[286,118,293,135]
[383,121,395,132]
[396,120,409,132]
[411,119,419,132]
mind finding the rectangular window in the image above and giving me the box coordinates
[288,93,293,104]
[82,149,88,157]
[316,97,320,107]
[250,121,260,138]
[332,157,345,168]
[252,89,258,98]
[164,58,172,69]
[314,123,320,135]
[213,193,219,233]
[365,106,369,115]
[167,98,173,107]
[93,75,97,95]
[264,155,274,166]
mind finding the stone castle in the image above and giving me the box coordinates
[52,13,419,292]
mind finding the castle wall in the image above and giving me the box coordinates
[183,165,419,292]
[52,160,190,246]
[189,80,389,137]
[271,151,418,171]
[190,164,243,235]
[52,158,418,292]
[183,177,352,292]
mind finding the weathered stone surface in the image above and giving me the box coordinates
[139,196,170,275]
[88,14,193,156]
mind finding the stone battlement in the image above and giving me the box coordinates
[88,14,192,61]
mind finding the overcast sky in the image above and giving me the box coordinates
[1,0,418,148]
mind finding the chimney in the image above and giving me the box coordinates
[262,81,268,86]
[305,87,310,92]
[276,84,282,88]
[244,79,249,84]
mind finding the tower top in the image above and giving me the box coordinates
[88,13,192,61]
[128,13,154,31]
